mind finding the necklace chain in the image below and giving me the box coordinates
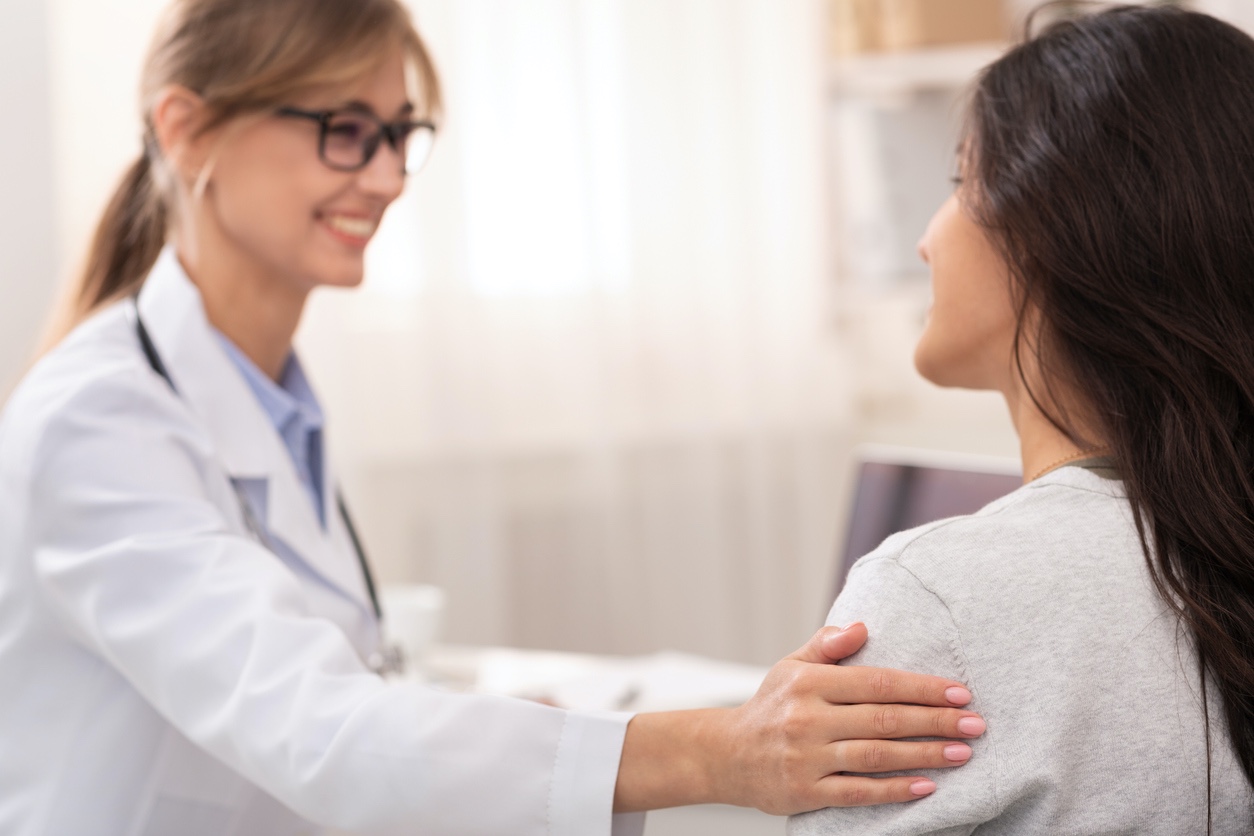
[1028,447,1110,483]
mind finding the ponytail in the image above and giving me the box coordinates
[41,150,167,349]
[84,150,168,309]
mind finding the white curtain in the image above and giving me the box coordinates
[299,0,852,663]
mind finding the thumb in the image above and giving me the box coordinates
[788,622,868,664]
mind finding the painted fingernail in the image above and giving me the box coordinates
[943,743,972,762]
[957,716,986,736]
[945,686,972,705]
[910,779,936,797]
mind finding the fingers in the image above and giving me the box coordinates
[830,738,972,774]
[788,623,868,664]
[828,703,986,741]
[783,628,973,709]
[818,622,868,661]
[812,775,937,808]
[814,664,974,707]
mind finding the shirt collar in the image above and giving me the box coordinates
[212,332,324,435]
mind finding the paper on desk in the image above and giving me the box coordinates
[558,652,770,713]
[474,649,769,713]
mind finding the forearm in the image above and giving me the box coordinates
[613,709,729,812]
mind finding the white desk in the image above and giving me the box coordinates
[420,645,784,835]
[425,644,769,713]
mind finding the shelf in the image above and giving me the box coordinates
[829,42,1008,97]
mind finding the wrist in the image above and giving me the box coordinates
[613,708,731,812]
[683,707,732,806]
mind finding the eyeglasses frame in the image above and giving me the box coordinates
[275,106,437,174]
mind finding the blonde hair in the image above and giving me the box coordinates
[49,0,440,344]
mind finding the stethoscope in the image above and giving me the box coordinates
[133,299,406,677]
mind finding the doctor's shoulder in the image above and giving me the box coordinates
[0,298,208,481]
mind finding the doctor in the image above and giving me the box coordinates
[0,0,989,833]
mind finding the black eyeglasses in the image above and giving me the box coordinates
[276,106,437,174]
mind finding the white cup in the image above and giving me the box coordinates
[380,584,445,678]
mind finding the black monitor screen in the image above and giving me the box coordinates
[834,460,1022,597]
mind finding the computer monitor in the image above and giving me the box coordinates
[833,445,1022,598]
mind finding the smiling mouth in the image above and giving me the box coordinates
[321,214,379,243]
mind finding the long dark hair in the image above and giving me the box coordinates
[967,3,1254,819]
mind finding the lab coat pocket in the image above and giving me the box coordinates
[135,729,247,836]
[140,796,235,836]
[141,793,316,836]
[136,728,317,836]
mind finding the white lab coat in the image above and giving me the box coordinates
[0,247,643,836]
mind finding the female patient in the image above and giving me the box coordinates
[793,6,1254,834]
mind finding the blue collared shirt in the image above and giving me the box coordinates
[214,333,326,527]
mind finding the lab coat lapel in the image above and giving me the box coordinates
[135,247,372,614]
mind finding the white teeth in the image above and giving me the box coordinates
[325,215,377,238]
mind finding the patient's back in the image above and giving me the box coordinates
[790,464,1253,835]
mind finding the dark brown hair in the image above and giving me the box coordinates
[46,0,441,346]
[966,3,1254,822]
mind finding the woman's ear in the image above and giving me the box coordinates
[150,85,211,187]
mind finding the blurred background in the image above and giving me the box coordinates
[3,0,1251,669]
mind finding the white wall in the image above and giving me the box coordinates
[45,0,168,274]
[0,0,59,397]
[1194,0,1254,31]
[0,0,167,399]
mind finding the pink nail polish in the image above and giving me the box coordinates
[910,779,936,797]
[944,686,972,705]
[957,717,986,736]
[943,743,971,761]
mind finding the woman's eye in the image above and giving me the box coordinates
[326,118,369,141]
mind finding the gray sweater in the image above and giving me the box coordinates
[790,465,1253,835]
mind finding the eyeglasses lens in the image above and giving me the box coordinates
[404,126,436,174]
[321,112,435,174]
[322,112,375,170]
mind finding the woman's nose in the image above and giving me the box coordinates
[358,141,407,202]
